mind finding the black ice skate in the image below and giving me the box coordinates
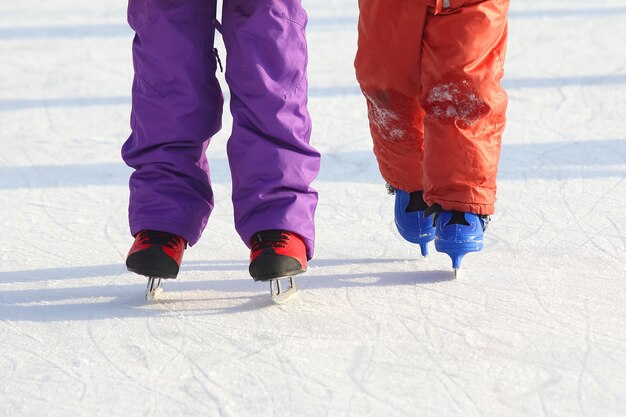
[126,230,187,300]
[249,230,307,303]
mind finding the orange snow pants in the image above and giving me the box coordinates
[355,0,509,215]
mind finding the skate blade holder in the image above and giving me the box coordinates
[270,277,299,304]
[146,277,164,301]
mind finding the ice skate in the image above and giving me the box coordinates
[249,230,307,303]
[125,230,187,301]
[430,207,489,277]
[389,186,435,256]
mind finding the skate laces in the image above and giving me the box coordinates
[137,230,186,249]
[251,230,291,252]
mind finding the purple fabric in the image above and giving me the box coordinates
[122,0,320,259]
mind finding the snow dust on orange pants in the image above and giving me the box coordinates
[355,0,509,215]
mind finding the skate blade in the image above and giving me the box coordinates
[270,277,299,304]
[146,277,164,301]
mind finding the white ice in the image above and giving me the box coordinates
[1,1,625,416]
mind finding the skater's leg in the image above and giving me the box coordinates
[421,0,510,215]
[221,0,320,259]
[122,0,223,245]
[354,0,429,192]
[355,1,435,254]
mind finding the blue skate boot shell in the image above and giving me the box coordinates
[394,189,435,256]
[434,211,485,269]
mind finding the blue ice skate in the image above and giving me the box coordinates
[393,189,435,256]
[434,210,488,273]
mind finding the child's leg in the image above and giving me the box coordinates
[122,0,223,245]
[354,0,430,192]
[221,0,320,260]
[421,0,510,215]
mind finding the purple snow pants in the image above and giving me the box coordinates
[122,0,320,259]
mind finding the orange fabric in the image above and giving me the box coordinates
[355,0,509,215]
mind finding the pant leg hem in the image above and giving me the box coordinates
[129,217,204,246]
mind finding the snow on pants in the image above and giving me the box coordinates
[355,0,509,215]
[122,0,320,259]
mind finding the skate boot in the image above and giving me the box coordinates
[249,230,307,303]
[390,186,435,256]
[126,230,187,300]
[429,206,489,275]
